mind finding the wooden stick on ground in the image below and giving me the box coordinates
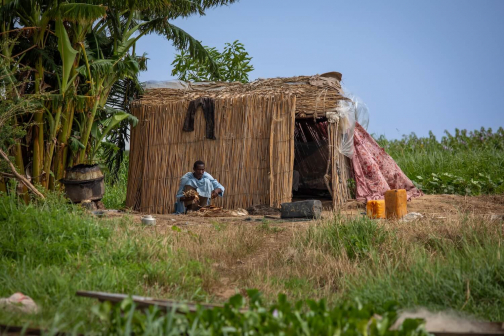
[76,290,247,313]
[0,148,45,199]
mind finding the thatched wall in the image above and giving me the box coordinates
[329,122,352,207]
[126,93,296,214]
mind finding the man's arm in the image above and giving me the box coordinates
[176,174,193,201]
[205,172,225,198]
[211,188,223,199]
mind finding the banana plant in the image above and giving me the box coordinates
[89,109,138,161]
[42,16,78,187]
[0,0,238,193]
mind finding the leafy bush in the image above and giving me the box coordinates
[375,127,504,195]
[171,40,254,83]
[93,291,430,336]
[414,172,504,195]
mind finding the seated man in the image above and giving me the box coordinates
[175,160,225,213]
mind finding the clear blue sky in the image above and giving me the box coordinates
[136,0,504,139]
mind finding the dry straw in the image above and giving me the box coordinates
[126,74,352,213]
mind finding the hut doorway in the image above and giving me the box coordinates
[292,117,333,209]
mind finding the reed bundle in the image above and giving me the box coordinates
[329,124,352,207]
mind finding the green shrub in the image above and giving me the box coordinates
[375,127,504,195]
[93,291,430,336]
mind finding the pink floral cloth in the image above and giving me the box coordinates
[351,122,423,202]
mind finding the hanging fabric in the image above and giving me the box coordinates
[183,97,217,140]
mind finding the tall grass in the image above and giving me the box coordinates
[101,155,129,209]
[279,215,504,321]
[375,127,504,195]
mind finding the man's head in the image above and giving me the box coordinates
[193,160,205,179]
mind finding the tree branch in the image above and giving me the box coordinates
[0,149,45,199]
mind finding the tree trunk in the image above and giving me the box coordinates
[13,120,30,204]
[43,105,63,189]
[54,102,74,182]
[79,98,100,163]
[32,58,45,184]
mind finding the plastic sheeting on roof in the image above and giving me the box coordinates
[143,80,189,90]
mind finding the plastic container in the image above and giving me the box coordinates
[366,200,386,219]
[385,189,407,219]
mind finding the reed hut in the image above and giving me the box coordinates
[126,72,353,214]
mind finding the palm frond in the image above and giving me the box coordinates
[129,0,235,18]
[78,58,114,78]
[58,3,108,25]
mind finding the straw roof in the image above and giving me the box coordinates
[136,72,349,118]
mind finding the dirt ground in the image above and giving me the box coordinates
[341,194,504,217]
[108,194,504,228]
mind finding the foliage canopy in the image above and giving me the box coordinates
[172,40,254,83]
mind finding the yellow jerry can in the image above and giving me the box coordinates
[366,199,386,219]
[385,189,408,219]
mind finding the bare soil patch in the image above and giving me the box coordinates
[339,194,504,217]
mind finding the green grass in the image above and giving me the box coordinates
[375,127,504,195]
[1,193,503,332]
[0,192,213,332]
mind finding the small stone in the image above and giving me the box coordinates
[490,214,504,221]
[400,212,424,222]
[0,293,39,314]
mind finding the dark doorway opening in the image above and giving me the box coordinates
[293,118,332,208]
